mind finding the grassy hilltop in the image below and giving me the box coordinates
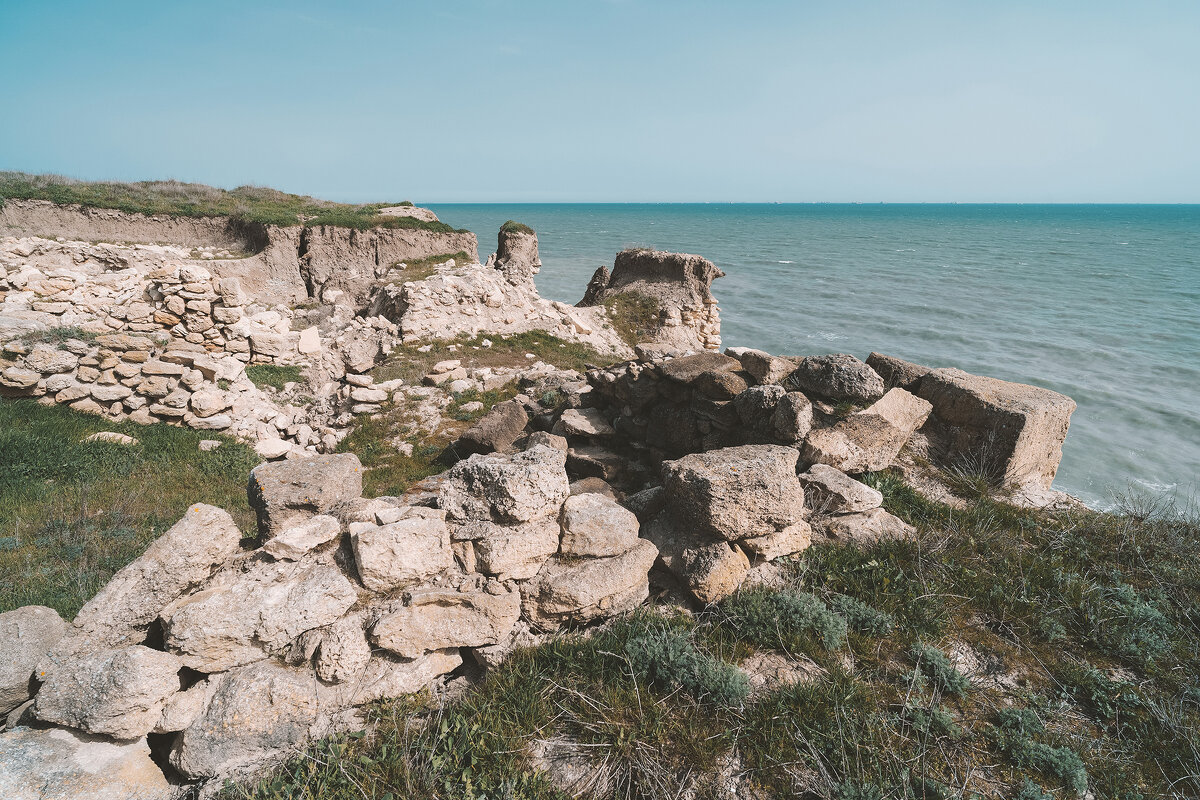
[0,171,467,233]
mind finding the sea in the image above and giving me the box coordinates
[427,204,1200,509]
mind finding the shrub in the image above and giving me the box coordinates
[909,644,971,696]
[992,708,1089,796]
[622,627,748,706]
[1014,780,1053,800]
[722,588,848,653]
[831,594,895,636]
[499,219,534,235]
[902,704,963,740]
[18,326,97,346]
[602,292,662,347]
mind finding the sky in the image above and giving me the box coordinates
[2,0,1198,203]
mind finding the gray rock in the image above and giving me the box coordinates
[559,493,640,557]
[740,521,813,560]
[554,407,614,438]
[661,445,805,541]
[521,539,659,630]
[171,661,318,779]
[0,606,66,715]
[486,222,542,286]
[772,391,814,444]
[34,646,181,740]
[315,615,372,683]
[456,400,529,455]
[787,353,885,403]
[372,585,521,658]
[23,345,78,374]
[317,650,462,709]
[40,504,243,673]
[155,679,211,733]
[642,513,751,605]
[352,507,453,593]
[469,518,561,580]
[262,515,342,561]
[739,349,799,385]
[439,445,570,523]
[249,453,364,536]
[818,507,915,545]
[799,464,884,514]
[0,727,172,800]
[802,388,933,473]
[866,352,933,392]
[162,562,358,672]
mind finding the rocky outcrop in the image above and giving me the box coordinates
[578,248,724,353]
[485,222,541,286]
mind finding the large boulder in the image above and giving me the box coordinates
[521,539,659,630]
[161,562,358,672]
[917,368,1076,491]
[661,445,805,540]
[578,249,725,353]
[40,504,242,672]
[866,352,932,392]
[0,727,172,800]
[371,584,522,658]
[351,507,454,593]
[33,646,181,740]
[0,606,66,715]
[486,222,542,286]
[786,354,885,403]
[799,464,883,514]
[248,454,364,536]
[559,493,640,557]
[455,400,529,456]
[171,661,318,780]
[802,388,933,473]
[439,445,570,523]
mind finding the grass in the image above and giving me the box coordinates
[372,331,620,387]
[0,172,468,233]
[245,364,304,391]
[500,220,535,236]
[601,292,662,348]
[9,326,98,347]
[224,473,1200,799]
[0,398,258,618]
[389,250,474,283]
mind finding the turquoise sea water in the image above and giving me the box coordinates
[428,204,1200,508]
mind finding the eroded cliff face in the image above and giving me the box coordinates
[0,199,478,308]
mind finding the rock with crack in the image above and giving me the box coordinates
[0,606,66,716]
[465,517,562,580]
[351,506,454,593]
[161,561,358,672]
[558,492,640,557]
[799,464,883,514]
[642,513,751,604]
[917,367,1076,491]
[521,539,659,630]
[39,503,242,675]
[455,400,529,456]
[439,444,570,523]
[248,453,363,537]
[170,660,318,780]
[33,646,182,740]
[661,444,805,541]
[0,727,173,800]
[801,388,933,474]
[371,583,522,658]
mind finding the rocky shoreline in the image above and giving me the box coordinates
[0,204,1079,798]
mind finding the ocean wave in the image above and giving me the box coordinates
[777,260,794,264]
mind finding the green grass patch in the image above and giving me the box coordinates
[244,364,303,391]
[602,292,662,347]
[0,398,258,617]
[391,250,473,283]
[12,326,98,347]
[372,331,620,387]
[0,172,468,233]
[500,219,535,235]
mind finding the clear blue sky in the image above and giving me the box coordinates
[2,0,1198,202]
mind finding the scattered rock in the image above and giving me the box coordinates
[817,507,915,545]
[262,515,342,561]
[82,431,137,446]
[352,507,454,592]
[456,400,529,455]
[439,445,570,524]
[522,539,659,629]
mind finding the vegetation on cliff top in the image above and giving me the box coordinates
[500,219,535,235]
[0,172,468,233]
[225,480,1200,800]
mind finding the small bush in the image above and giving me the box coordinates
[623,628,748,706]
[1014,780,1053,800]
[831,594,895,636]
[992,708,1089,795]
[902,704,963,740]
[245,364,303,391]
[602,292,662,347]
[909,644,971,696]
[722,588,848,654]
[19,326,97,346]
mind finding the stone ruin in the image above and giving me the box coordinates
[0,206,1079,798]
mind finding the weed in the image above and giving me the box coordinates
[500,220,535,235]
[902,704,963,740]
[909,644,971,696]
[832,594,896,636]
[244,364,303,391]
[991,708,1089,795]
[602,292,662,347]
[622,626,748,706]
[17,326,97,346]
[720,587,848,655]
